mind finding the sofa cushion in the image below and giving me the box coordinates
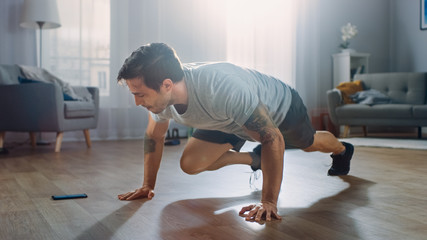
[413,105,427,118]
[336,104,414,119]
[64,101,96,118]
[354,72,426,104]
[0,64,21,85]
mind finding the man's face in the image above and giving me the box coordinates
[126,77,172,114]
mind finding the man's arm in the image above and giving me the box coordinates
[142,114,169,189]
[118,114,169,200]
[240,102,285,221]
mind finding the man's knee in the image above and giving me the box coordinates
[302,136,324,152]
[180,154,202,175]
[302,144,316,152]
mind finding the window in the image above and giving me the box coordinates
[47,0,110,96]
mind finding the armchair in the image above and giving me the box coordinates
[0,64,99,152]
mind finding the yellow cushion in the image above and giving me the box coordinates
[336,80,364,104]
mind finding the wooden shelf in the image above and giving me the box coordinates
[333,52,370,87]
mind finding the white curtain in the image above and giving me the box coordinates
[44,0,301,141]
[226,0,297,86]
[295,0,320,114]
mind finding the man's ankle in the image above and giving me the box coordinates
[332,144,346,156]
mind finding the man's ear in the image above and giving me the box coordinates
[162,79,173,91]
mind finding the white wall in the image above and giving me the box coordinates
[297,0,391,111]
[390,0,427,72]
[0,0,36,65]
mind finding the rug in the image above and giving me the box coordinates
[340,137,427,150]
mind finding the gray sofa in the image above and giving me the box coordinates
[0,64,99,152]
[327,72,427,138]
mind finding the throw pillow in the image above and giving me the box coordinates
[63,93,77,101]
[336,80,364,104]
[18,76,46,84]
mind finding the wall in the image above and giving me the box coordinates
[390,0,427,72]
[298,0,391,111]
[0,0,36,65]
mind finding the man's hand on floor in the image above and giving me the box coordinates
[239,201,282,222]
[118,186,155,200]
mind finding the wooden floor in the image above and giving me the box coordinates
[0,138,426,240]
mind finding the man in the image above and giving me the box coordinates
[116,43,354,222]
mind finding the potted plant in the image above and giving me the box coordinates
[339,23,358,53]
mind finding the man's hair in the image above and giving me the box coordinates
[117,43,184,91]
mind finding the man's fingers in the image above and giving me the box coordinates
[118,189,155,201]
[266,210,272,221]
[255,208,265,222]
[239,205,255,215]
[239,204,282,222]
[246,206,260,221]
[272,211,282,220]
[118,193,130,200]
[125,193,137,200]
[118,190,137,200]
[118,193,129,200]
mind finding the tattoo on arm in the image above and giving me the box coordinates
[244,103,279,144]
[144,133,156,154]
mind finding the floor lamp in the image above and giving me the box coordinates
[20,0,61,145]
[20,0,61,68]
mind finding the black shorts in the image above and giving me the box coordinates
[278,88,316,149]
[191,129,246,152]
[191,88,315,150]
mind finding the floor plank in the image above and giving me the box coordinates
[0,139,426,240]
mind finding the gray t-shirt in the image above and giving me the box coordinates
[151,62,292,141]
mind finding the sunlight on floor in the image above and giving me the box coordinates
[213,204,266,230]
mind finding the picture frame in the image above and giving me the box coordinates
[421,0,427,30]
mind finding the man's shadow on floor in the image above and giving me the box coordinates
[75,200,146,240]
[159,175,375,240]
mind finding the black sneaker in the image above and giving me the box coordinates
[250,144,262,171]
[328,142,354,176]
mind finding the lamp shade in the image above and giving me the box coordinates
[20,0,61,29]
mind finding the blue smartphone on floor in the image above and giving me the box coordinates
[52,193,88,200]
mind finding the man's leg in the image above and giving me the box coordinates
[302,131,345,154]
[302,130,354,176]
[180,130,252,175]
[273,87,353,175]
